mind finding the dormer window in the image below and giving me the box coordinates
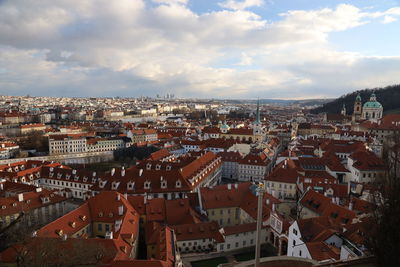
[66,174,70,180]
[35,172,40,178]
[57,173,62,178]
[176,180,181,188]
[41,197,50,204]
[99,212,103,217]
[112,181,120,190]
[161,181,167,189]
[74,176,79,181]
[127,182,135,190]
[156,164,161,170]
[99,181,107,188]
[146,163,152,170]
[83,177,88,182]
[144,181,151,189]
[49,172,54,178]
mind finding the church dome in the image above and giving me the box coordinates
[363,93,382,109]
[363,101,382,109]
[220,121,229,129]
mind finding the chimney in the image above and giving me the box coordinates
[332,197,335,204]
[118,205,124,216]
[123,193,128,199]
[116,194,121,201]
[197,188,204,212]
[61,234,68,241]
[111,168,115,176]
[121,168,125,177]
[234,183,238,189]
[17,193,24,202]
[92,172,96,177]
[0,183,3,191]
[347,181,351,195]
[139,169,143,176]
[35,187,42,193]
[349,201,354,211]
[227,183,231,190]
[272,203,276,212]
[105,231,113,239]
[335,197,340,205]
[266,199,270,205]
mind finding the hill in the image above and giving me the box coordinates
[310,84,400,115]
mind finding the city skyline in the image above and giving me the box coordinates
[1,0,400,99]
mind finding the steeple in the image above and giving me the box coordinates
[255,98,261,125]
[341,103,346,116]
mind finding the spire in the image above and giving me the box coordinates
[341,103,346,116]
[255,98,261,125]
[355,93,361,103]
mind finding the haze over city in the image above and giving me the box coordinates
[1,0,400,99]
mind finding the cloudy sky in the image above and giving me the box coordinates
[0,0,400,99]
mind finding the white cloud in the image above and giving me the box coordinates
[0,1,399,98]
[219,0,264,11]
[382,15,397,24]
[237,52,253,65]
[152,0,188,6]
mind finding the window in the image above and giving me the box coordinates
[235,242,239,248]
[105,224,110,232]
[293,240,296,246]
[98,223,103,231]
[299,250,302,256]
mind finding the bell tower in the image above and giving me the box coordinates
[353,93,362,121]
[341,103,346,116]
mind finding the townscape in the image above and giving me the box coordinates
[0,92,398,267]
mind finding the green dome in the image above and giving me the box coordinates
[363,101,382,109]
[221,124,229,129]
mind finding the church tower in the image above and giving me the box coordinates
[352,93,362,122]
[341,103,346,116]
